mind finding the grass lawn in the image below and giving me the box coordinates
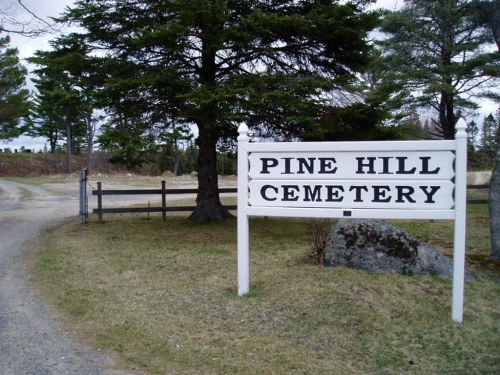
[31,204,499,374]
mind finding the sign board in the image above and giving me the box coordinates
[237,119,468,323]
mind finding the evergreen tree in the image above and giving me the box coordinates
[29,38,100,172]
[58,0,379,221]
[379,0,499,140]
[98,117,158,170]
[0,36,30,140]
[481,113,499,155]
[467,120,479,152]
[468,0,500,51]
[28,77,69,153]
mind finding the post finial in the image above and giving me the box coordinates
[455,118,467,138]
[238,123,249,141]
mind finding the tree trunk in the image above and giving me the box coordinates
[487,0,500,50]
[490,140,500,260]
[439,88,455,140]
[66,118,72,174]
[189,20,232,222]
[189,124,232,222]
[85,113,94,173]
[50,136,57,154]
[173,138,180,176]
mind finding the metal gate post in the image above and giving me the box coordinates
[79,168,88,223]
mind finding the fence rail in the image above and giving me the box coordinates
[92,181,237,222]
[90,181,489,222]
[466,184,489,205]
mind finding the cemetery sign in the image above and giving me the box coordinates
[237,119,468,323]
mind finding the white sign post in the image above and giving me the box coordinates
[237,119,468,323]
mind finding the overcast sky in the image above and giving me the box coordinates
[8,0,402,67]
[3,0,496,151]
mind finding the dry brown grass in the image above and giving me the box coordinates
[31,205,499,374]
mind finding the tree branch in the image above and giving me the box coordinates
[0,0,59,37]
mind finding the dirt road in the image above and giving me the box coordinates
[0,179,142,375]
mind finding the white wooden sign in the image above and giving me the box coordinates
[237,119,468,323]
[248,180,455,209]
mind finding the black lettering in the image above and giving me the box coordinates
[282,185,300,201]
[325,185,344,202]
[349,185,369,202]
[281,157,293,174]
[261,185,278,201]
[319,158,337,174]
[261,158,278,174]
[420,157,440,174]
[378,156,394,174]
[420,185,440,203]
[356,157,376,174]
[297,158,316,174]
[304,185,323,202]
[372,186,391,202]
[395,186,416,203]
[396,157,417,174]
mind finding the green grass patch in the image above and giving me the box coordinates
[31,205,499,374]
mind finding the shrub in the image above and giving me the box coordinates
[306,219,332,265]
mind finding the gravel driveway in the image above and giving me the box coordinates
[0,179,143,375]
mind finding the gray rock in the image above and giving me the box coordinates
[323,219,456,278]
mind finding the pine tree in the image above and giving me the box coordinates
[29,38,100,172]
[379,0,499,139]
[481,113,498,155]
[0,36,30,140]
[57,0,379,221]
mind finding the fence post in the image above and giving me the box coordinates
[161,180,167,221]
[97,181,103,223]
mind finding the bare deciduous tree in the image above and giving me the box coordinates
[0,0,58,37]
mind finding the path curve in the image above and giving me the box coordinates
[0,179,143,375]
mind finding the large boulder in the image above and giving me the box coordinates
[323,219,455,278]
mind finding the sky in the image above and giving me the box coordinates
[2,0,497,151]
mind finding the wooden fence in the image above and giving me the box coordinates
[466,184,489,204]
[92,181,237,223]
[91,181,489,223]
